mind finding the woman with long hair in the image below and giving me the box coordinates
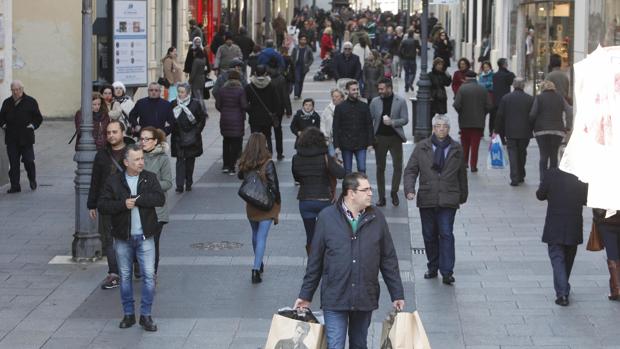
[363,50,385,101]
[74,92,110,150]
[433,31,453,68]
[478,61,495,136]
[292,127,345,255]
[429,57,452,117]
[170,82,207,192]
[139,126,172,276]
[100,85,123,121]
[238,133,281,284]
[320,27,335,60]
[161,46,183,101]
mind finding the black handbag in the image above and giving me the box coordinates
[157,76,171,88]
[238,162,274,211]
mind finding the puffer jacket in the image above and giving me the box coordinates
[292,145,345,200]
[216,80,248,137]
[403,137,468,208]
[97,170,165,240]
[143,143,173,222]
[332,98,374,150]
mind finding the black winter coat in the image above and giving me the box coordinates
[170,98,207,158]
[429,68,452,116]
[233,34,255,60]
[332,98,374,150]
[97,170,165,240]
[0,94,43,146]
[270,72,292,116]
[536,168,588,245]
[292,145,345,200]
[87,142,136,209]
[332,53,362,81]
[215,80,247,138]
[129,97,175,135]
[290,110,320,136]
[492,67,515,106]
[433,40,452,67]
[495,90,534,139]
[245,80,282,128]
[399,37,420,60]
[299,201,405,311]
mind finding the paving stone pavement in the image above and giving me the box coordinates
[0,53,617,349]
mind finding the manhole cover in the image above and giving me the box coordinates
[191,241,243,251]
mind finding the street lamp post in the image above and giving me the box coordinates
[414,0,431,142]
[72,0,101,262]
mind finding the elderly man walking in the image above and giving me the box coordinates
[404,115,468,285]
[495,77,534,186]
[0,80,43,193]
[294,172,405,349]
[370,78,408,207]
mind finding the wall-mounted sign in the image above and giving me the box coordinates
[113,0,147,86]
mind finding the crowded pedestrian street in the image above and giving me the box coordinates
[0,51,617,348]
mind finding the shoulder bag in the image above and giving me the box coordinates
[238,161,274,211]
[586,219,604,251]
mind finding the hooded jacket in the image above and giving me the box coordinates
[143,143,173,222]
[245,76,282,128]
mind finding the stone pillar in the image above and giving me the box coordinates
[0,0,13,187]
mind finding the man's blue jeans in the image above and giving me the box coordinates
[115,235,156,316]
[250,220,272,270]
[402,59,417,91]
[419,207,457,276]
[323,310,373,349]
[341,149,367,174]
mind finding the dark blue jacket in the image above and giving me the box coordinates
[129,97,175,135]
[299,200,404,311]
[536,168,588,245]
[257,48,285,70]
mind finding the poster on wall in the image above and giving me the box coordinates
[113,0,147,86]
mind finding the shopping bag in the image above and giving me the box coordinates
[381,311,432,349]
[487,133,508,169]
[264,311,327,349]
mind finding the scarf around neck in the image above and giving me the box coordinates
[173,95,196,124]
[431,134,451,173]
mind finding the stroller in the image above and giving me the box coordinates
[313,55,334,81]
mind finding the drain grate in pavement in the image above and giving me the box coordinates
[412,248,426,255]
[191,241,243,251]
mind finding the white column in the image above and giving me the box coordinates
[573,0,588,63]
[473,0,483,64]
[0,0,12,186]
[451,2,462,59]
[464,0,474,61]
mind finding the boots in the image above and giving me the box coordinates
[305,245,311,257]
[607,259,620,301]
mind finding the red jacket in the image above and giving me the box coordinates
[320,33,334,60]
[451,70,469,95]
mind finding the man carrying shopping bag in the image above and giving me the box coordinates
[380,311,432,349]
[294,172,406,349]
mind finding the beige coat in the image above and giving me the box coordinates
[162,56,183,85]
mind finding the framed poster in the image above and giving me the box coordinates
[113,0,147,86]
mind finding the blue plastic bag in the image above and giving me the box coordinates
[487,134,508,169]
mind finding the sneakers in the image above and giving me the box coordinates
[101,274,120,289]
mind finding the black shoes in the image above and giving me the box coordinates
[29,179,37,190]
[186,184,192,192]
[442,274,455,285]
[423,270,438,279]
[251,269,262,283]
[509,181,519,187]
[555,296,569,306]
[6,187,21,194]
[471,168,478,173]
[139,315,158,332]
[119,315,136,328]
[175,187,184,193]
[376,198,387,207]
[277,154,285,161]
[391,192,399,206]
[260,262,264,274]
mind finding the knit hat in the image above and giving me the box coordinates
[112,81,126,93]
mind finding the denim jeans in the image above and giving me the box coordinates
[402,59,417,91]
[299,200,332,246]
[115,235,156,316]
[547,244,577,297]
[327,143,336,157]
[323,310,373,349]
[419,207,457,276]
[341,149,367,174]
[249,220,272,270]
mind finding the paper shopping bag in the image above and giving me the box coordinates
[385,311,432,349]
[264,314,327,349]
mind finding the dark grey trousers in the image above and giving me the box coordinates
[374,134,403,200]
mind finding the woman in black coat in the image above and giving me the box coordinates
[536,168,587,306]
[433,31,452,68]
[170,82,207,192]
[429,57,452,117]
[292,127,345,255]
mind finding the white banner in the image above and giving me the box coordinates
[113,0,147,86]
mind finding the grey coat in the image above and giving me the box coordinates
[403,137,468,208]
[453,79,492,129]
[369,94,409,142]
[143,143,173,223]
[291,46,314,75]
[189,57,206,95]
[299,200,405,311]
